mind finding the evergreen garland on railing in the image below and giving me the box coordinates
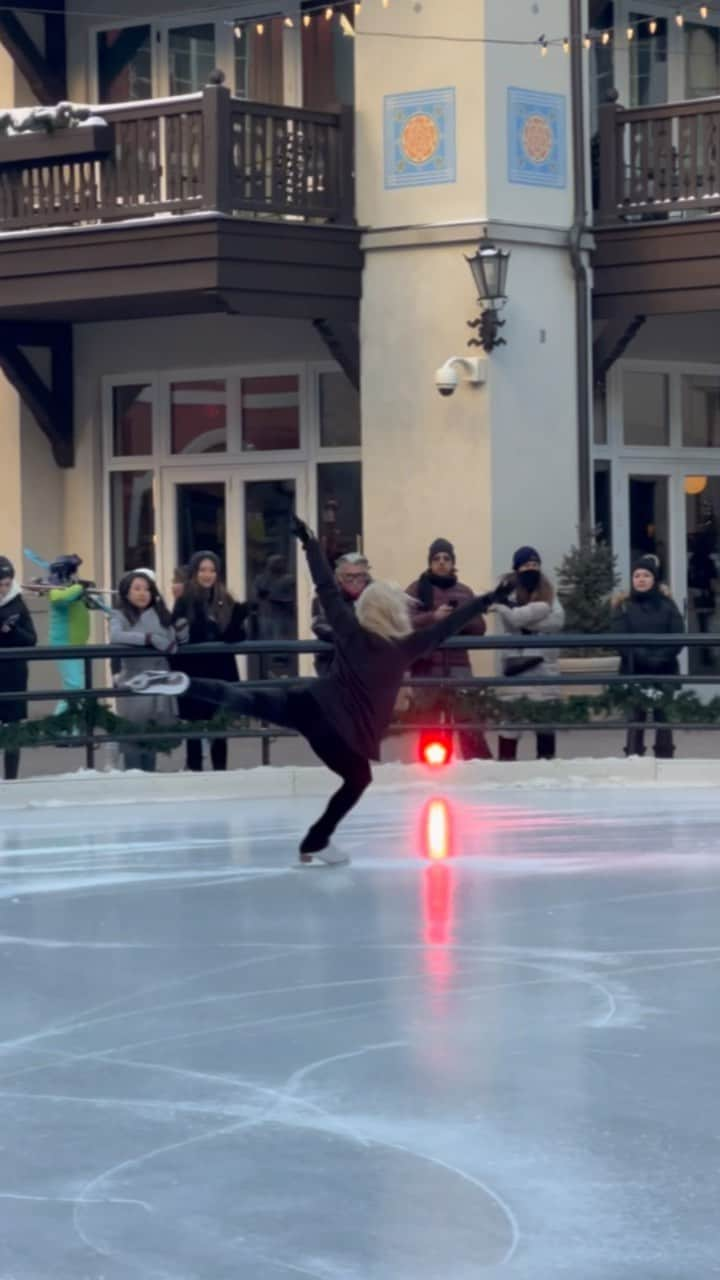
[0,702,244,753]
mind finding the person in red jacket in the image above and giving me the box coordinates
[406,538,492,760]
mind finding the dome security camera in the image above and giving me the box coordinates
[434,356,487,398]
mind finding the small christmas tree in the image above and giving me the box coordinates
[556,528,620,656]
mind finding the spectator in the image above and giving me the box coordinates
[312,552,371,675]
[406,538,492,760]
[110,569,181,773]
[492,546,564,762]
[253,553,296,677]
[0,556,37,781]
[172,551,248,772]
[611,555,685,759]
[171,566,188,602]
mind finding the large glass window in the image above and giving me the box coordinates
[175,480,226,573]
[234,18,285,103]
[319,371,361,447]
[110,470,155,580]
[686,474,720,675]
[683,375,720,448]
[171,380,227,455]
[623,370,669,446]
[317,461,362,564]
[629,474,669,577]
[630,13,668,107]
[241,376,300,451]
[113,383,153,456]
[97,26,152,104]
[245,478,297,676]
[168,23,216,96]
[594,461,612,546]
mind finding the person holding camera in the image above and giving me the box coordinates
[0,556,37,781]
[406,538,493,760]
[492,546,564,762]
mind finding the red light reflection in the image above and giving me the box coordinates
[420,799,455,986]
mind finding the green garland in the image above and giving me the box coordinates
[3,685,720,753]
[0,701,245,754]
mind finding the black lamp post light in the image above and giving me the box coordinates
[466,233,511,353]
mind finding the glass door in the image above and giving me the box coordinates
[616,462,675,590]
[684,474,720,676]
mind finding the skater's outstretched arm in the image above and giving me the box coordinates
[401,590,498,662]
[292,518,360,641]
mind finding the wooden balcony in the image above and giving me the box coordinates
[594,94,720,325]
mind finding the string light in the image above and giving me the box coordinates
[627,24,635,39]
[562,36,569,52]
[284,14,294,26]
[583,32,591,48]
[303,12,311,25]
[256,20,264,34]
[354,0,362,12]
[601,29,611,44]
[233,21,243,38]
[675,9,684,26]
[339,12,355,35]
[538,34,548,55]
[325,5,333,17]
[700,3,709,16]
[381,0,390,8]
[649,18,658,33]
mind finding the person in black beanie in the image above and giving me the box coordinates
[0,557,37,781]
[611,555,685,758]
[127,519,508,865]
[406,537,492,759]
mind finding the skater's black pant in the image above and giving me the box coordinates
[185,735,227,773]
[3,749,19,781]
[498,732,556,762]
[625,704,674,759]
[188,679,372,850]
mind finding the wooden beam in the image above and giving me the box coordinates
[593,315,646,387]
[0,11,65,105]
[0,323,73,466]
[312,318,360,389]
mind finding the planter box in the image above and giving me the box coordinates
[558,653,620,698]
[0,125,114,167]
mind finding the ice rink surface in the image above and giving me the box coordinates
[1,783,719,1280]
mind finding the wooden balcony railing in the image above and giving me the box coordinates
[597,93,720,224]
[0,79,354,232]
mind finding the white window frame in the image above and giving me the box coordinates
[612,1,720,105]
[89,3,302,106]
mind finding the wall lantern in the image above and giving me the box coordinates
[465,233,511,353]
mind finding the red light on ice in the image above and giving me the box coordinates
[426,798,451,860]
[422,739,450,767]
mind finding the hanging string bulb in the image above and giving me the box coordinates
[256,20,265,34]
[700,3,709,17]
[381,0,390,8]
[354,0,362,12]
[303,12,311,26]
[649,18,658,33]
[538,33,549,55]
[284,15,294,27]
[562,36,570,53]
[339,12,355,35]
[675,9,685,26]
[233,21,243,39]
[601,29,611,43]
[627,24,635,39]
[583,32,592,49]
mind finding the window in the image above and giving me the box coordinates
[317,461,362,562]
[686,22,720,99]
[97,26,152,103]
[234,17,285,103]
[629,13,668,107]
[594,461,612,546]
[176,480,227,572]
[241,375,300,451]
[683,375,720,448]
[171,380,228,455]
[168,23,216,96]
[113,383,153,456]
[623,370,669,446]
[589,1,614,132]
[319,371,360,447]
[110,470,155,580]
[302,3,355,109]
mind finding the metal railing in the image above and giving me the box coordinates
[0,632,718,774]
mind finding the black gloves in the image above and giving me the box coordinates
[493,574,516,605]
[290,514,313,548]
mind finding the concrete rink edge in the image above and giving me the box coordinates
[0,755,718,810]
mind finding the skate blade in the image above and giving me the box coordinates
[297,850,351,868]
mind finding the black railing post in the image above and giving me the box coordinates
[83,655,95,770]
[202,70,233,214]
[598,92,620,223]
[259,650,271,766]
[337,104,355,223]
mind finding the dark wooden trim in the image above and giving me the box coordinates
[0,322,73,466]
[202,82,232,214]
[312,318,360,389]
[0,125,113,166]
[0,12,64,106]
[593,315,646,387]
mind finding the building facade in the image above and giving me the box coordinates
[0,0,718,677]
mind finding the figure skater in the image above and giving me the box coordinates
[125,518,507,865]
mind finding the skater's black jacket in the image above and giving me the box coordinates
[304,537,495,760]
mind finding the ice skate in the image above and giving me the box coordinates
[298,842,350,867]
[123,670,189,696]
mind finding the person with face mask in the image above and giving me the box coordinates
[492,546,565,762]
[0,556,37,781]
[406,538,493,760]
[312,552,371,676]
[611,556,685,759]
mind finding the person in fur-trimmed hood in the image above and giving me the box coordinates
[0,557,37,780]
[406,538,492,760]
[611,555,685,759]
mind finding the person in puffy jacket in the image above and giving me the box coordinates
[0,556,37,781]
[171,551,248,773]
[312,552,371,675]
[406,538,492,760]
[611,555,685,759]
[111,569,181,773]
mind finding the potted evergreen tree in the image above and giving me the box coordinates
[556,529,621,680]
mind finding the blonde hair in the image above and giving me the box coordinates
[355,581,412,641]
